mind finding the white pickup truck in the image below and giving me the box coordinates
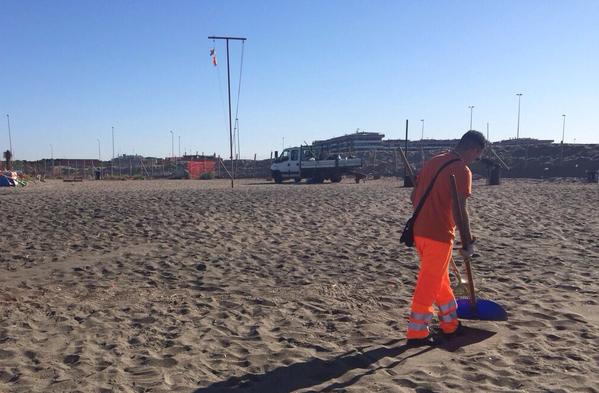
[270,146,363,183]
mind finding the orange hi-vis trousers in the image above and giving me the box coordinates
[406,236,459,339]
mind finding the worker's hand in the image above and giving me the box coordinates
[459,238,476,259]
[459,244,474,259]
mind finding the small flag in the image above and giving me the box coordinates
[210,47,217,66]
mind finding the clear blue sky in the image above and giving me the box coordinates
[1,0,598,160]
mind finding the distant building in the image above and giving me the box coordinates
[312,131,385,153]
[495,138,554,145]
[383,139,457,152]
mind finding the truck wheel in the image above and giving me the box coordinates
[294,177,301,183]
[274,173,283,184]
[331,174,342,183]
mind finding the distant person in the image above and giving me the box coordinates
[406,130,485,345]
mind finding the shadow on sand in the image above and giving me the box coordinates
[194,326,496,393]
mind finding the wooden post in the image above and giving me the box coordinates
[398,146,416,185]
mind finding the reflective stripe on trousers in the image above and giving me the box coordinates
[437,299,458,332]
[407,310,433,338]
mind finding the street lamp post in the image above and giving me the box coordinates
[560,114,566,161]
[111,126,115,176]
[6,114,13,159]
[468,106,475,130]
[420,119,425,167]
[50,144,54,177]
[169,130,174,160]
[561,114,566,143]
[516,93,523,139]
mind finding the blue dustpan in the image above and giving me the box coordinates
[456,298,508,321]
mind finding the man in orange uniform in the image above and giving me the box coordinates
[406,130,486,344]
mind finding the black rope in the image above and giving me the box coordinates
[233,41,245,160]
[211,40,230,154]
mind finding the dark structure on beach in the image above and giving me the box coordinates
[11,131,599,181]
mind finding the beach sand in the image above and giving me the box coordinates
[1,178,598,392]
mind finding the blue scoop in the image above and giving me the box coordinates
[456,298,508,321]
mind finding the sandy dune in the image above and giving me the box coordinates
[0,178,598,392]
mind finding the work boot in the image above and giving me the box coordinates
[442,322,464,338]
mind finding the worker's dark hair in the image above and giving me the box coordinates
[457,130,486,150]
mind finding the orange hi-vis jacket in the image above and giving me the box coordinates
[412,151,472,244]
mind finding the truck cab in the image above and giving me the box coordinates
[271,147,302,182]
[270,146,362,184]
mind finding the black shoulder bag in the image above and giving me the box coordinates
[399,158,460,247]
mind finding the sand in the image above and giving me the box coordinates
[0,178,598,392]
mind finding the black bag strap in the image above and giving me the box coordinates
[411,157,461,220]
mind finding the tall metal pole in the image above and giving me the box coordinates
[97,138,101,161]
[170,130,174,159]
[486,122,489,141]
[420,119,425,168]
[560,114,566,162]
[6,114,13,159]
[178,135,181,158]
[111,126,115,176]
[468,106,474,130]
[50,144,54,177]
[208,35,246,188]
[516,93,523,139]
[404,119,408,155]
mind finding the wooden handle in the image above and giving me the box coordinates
[450,175,472,246]
[450,174,477,308]
[450,257,463,284]
[398,147,416,184]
